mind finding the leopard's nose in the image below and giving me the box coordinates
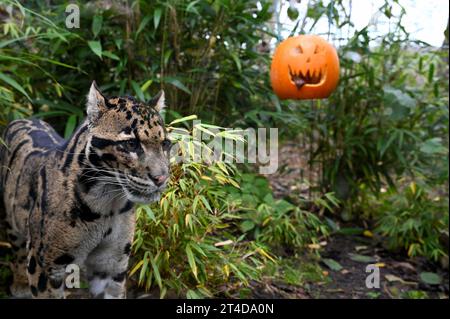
[151,174,168,187]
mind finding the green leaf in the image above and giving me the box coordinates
[0,72,31,101]
[141,205,156,222]
[367,291,381,299]
[287,6,299,20]
[92,15,103,37]
[325,217,340,232]
[114,39,123,50]
[186,0,201,15]
[200,196,212,212]
[380,132,397,157]
[186,289,202,299]
[185,244,198,280]
[420,138,448,155]
[427,63,435,83]
[348,253,376,263]
[263,193,274,204]
[141,79,153,92]
[168,114,197,126]
[149,254,162,289]
[163,49,172,66]
[64,115,77,139]
[192,196,200,214]
[383,86,415,121]
[102,51,120,61]
[131,80,145,101]
[337,227,364,235]
[190,243,207,257]
[87,41,102,59]
[433,82,440,98]
[137,15,151,35]
[159,286,167,299]
[240,220,255,232]
[274,199,295,214]
[418,57,423,72]
[228,263,248,284]
[419,272,442,285]
[212,0,221,13]
[164,77,191,94]
[230,52,241,72]
[139,252,149,283]
[322,258,343,271]
[154,8,163,29]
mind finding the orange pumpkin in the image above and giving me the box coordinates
[270,35,340,100]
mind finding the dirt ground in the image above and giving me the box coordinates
[311,234,448,299]
[240,232,449,299]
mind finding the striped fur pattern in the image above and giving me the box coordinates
[0,82,170,298]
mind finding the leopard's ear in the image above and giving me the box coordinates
[86,81,107,122]
[148,90,165,112]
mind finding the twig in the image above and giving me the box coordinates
[0,241,12,248]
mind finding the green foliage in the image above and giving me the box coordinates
[419,272,443,285]
[374,182,449,261]
[0,1,331,298]
[279,26,449,212]
[129,117,332,297]
[263,256,329,287]
[0,0,447,300]
[268,0,449,261]
[401,290,429,299]
[366,291,381,299]
[0,0,276,132]
[223,173,332,248]
[131,120,275,298]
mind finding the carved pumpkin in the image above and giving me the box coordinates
[270,35,340,100]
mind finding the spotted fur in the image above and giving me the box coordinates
[0,82,170,298]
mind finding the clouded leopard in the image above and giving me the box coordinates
[0,82,171,298]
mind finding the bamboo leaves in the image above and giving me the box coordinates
[87,41,102,59]
[0,72,31,101]
[130,119,272,298]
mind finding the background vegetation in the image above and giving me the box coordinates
[0,0,448,298]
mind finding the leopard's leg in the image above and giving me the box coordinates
[86,214,135,299]
[2,209,30,298]
[7,231,31,298]
[85,242,131,299]
[26,243,69,299]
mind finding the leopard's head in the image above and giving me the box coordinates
[84,81,171,203]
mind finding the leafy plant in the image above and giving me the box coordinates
[374,182,449,261]
[266,0,449,264]
[263,255,330,288]
[130,118,275,298]
[224,173,333,248]
[0,0,277,132]
[402,290,429,299]
[0,0,448,300]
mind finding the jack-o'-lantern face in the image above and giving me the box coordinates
[270,35,340,100]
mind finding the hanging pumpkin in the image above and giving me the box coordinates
[270,35,340,100]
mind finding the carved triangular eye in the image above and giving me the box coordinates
[296,45,304,54]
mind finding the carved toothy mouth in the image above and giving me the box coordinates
[288,65,325,89]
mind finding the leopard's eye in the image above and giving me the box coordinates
[162,139,172,151]
[124,139,138,150]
